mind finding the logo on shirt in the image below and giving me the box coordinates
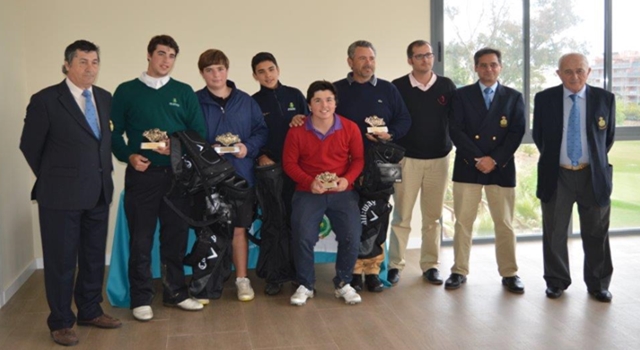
[287,102,296,111]
[169,98,180,107]
[377,99,383,103]
[438,95,447,105]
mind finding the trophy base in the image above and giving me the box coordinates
[367,126,389,133]
[140,141,166,150]
[215,146,240,154]
[321,181,338,190]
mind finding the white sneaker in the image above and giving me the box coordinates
[236,277,255,301]
[290,285,314,306]
[132,305,153,321]
[335,284,362,305]
[176,297,204,311]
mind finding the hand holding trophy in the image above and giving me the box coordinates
[214,132,241,154]
[364,115,388,134]
[315,171,339,190]
[141,128,168,150]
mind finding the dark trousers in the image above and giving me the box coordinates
[124,166,190,308]
[39,194,109,331]
[291,190,361,290]
[541,167,613,291]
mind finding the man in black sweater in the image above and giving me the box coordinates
[388,40,457,286]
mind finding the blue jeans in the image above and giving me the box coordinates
[291,190,361,290]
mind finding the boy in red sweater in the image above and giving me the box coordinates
[283,81,365,305]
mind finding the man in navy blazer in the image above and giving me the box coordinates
[446,48,526,293]
[533,53,615,302]
[19,40,120,346]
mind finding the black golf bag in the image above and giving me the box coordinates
[355,141,405,259]
[164,129,252,299]
[249,163,296,285]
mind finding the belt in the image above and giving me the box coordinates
[560,163,589,171]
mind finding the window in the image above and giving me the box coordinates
[432,0,640,238]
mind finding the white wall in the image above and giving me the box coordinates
[0,0,38,307]
[1,0,431,307]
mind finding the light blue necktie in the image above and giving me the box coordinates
[483,87,493,110]
[567,94,582,166]
[82,89,101,139]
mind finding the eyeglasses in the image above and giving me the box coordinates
[412,53,434,60]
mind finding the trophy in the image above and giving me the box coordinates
[365,115,388,133]
[315,172,338,189]
[141,128,168,150]
[215,132,241,154]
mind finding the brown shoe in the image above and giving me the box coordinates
[51,328,79,346]
[77,313,122,329]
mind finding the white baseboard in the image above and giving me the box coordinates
[0,260,37,309]
[35,254,112,269]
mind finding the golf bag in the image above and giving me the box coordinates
[249,163,296,285]
[355,141,405,259]
[164,129,251,299]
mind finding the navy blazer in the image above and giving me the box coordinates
[449,82,525,187]
[20,80,114,210]
[533,84,615,206]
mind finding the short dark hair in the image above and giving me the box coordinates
[147,35,179,56]
[406,40,431,58]
[474,47,502,66]
[62,40,99,75]
[251,52,278,73]
[347,40,376,59]
[306,80,337,104]
[198,49,229,71]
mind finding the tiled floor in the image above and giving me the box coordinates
[1,236,639,349]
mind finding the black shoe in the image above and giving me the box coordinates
[423,268,444,285]
[387,268,400,285]
[365,274,384,292]
[264,282,282,296]
[545,286,564,299]
[444,273,466,290]
[589,289,612,303]
[502,276,525,294]
[350,274,363,291]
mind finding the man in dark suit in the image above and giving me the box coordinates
[19,40,121,346]
[533,53,615,302]
[446,48,526,293]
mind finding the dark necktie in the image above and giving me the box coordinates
[567,94,582,166]
[82,89,101,139]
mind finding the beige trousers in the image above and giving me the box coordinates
[353,250,385,275]
[450,182,518,277]
[389,155,450,272]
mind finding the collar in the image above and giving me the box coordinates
[479,81,499,93]
[65,77,91,98]
[346,72,377,86]
[563,85,587,99]
[139,72,170,89]
[305,113,343,135]
[409,72,437,91]
[258,81,283,93]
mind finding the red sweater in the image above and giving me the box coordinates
[283,115,364,192]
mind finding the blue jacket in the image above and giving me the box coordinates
[196,81,268,186]
[449,82,525,187]
[533,84,615,206]
[252,82,308,161]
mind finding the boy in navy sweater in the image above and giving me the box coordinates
[251,52,308,295]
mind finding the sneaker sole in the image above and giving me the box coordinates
[163,303,204,311]
[238,295,255,302]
